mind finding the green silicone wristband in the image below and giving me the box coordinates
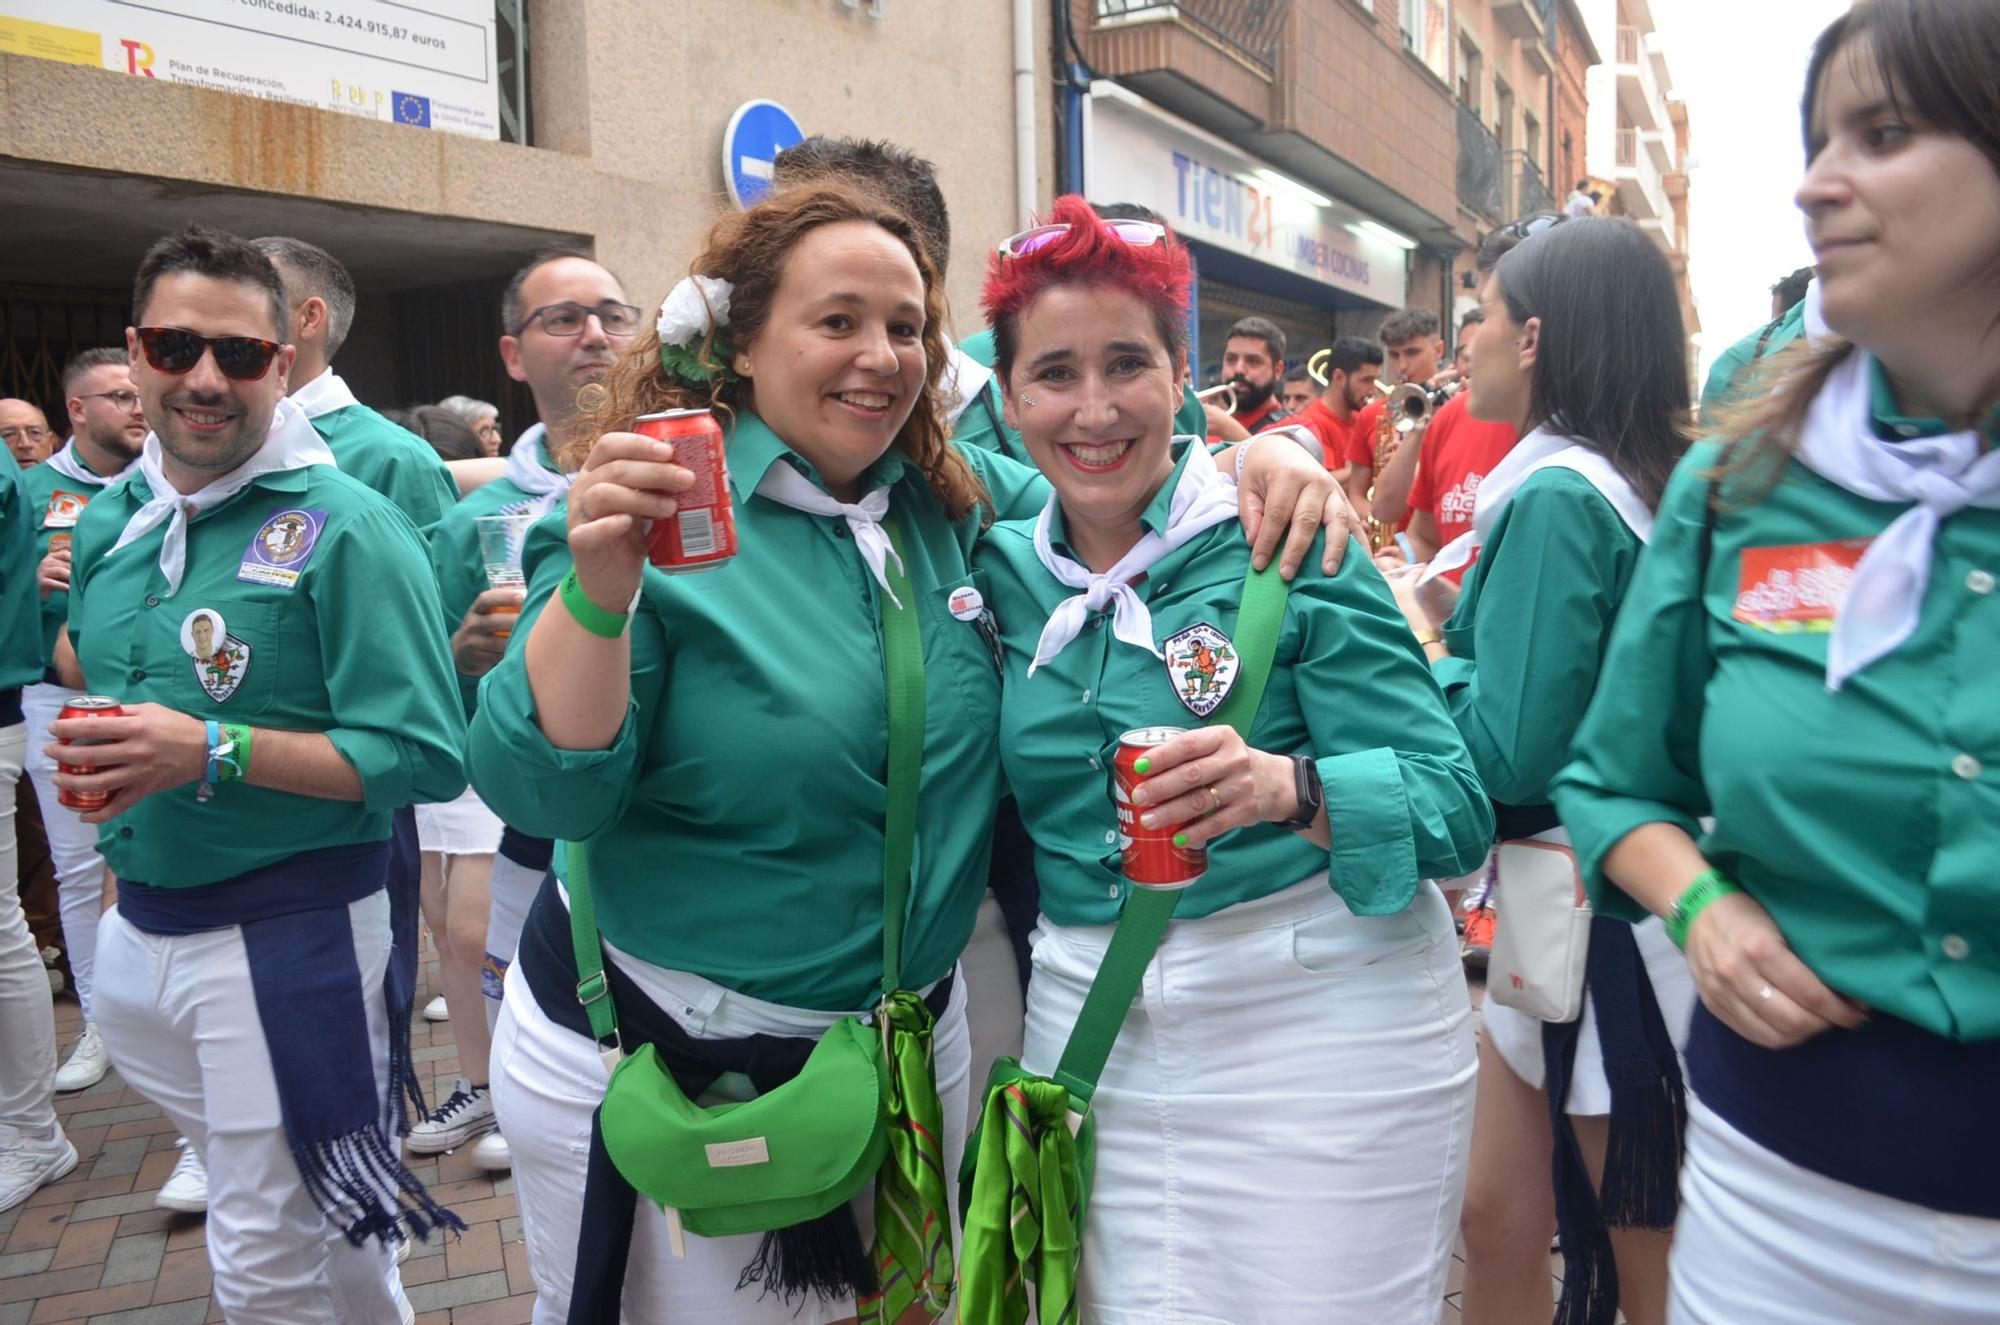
[559,568,629,639]
[1665,867,1741,950]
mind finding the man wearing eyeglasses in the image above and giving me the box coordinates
[44,225,465,1322]
[410,248,637,1174]
[251,237,459,540]
[0,400,52,468]
[13,349,147,1100]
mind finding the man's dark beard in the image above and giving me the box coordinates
[1230,375,1276,412]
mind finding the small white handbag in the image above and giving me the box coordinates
[1486,830,1591,1023]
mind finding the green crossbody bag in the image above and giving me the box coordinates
[569,519,955,1318]
[955,560,1291,1325]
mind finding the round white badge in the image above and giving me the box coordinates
[180,608,228,659]
[948,586,985,621]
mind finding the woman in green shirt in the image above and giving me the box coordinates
[1551,3,2000,1320]
[466,184,1348,1323]
[973,196,1492,1322]
[1385,216,1694,1325]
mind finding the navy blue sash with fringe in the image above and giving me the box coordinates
[118,839,464,1247]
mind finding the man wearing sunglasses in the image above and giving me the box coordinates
[13,349,147,1102]
[45,225,467,1323]
[251,237,458,540]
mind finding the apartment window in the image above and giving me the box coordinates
[1402,0,1451,82]
[1495,77,1514,156]
[1524,110,1541,164]
[1457,34,1482,109]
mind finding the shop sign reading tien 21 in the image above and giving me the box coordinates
[1084,84,1408,308]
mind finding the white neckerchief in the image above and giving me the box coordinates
[500,424,575,516]
[287,367,360,420]
[1028,443,1240,675]
[1420,423,1655,585]
[1793,350,2000,691]
[755,461,905,607]
[108,397,335,596]
[941,346,995,426]
[44,439,130,488]
[1802,279,1832,346]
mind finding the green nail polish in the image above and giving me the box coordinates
[1173,832,1188,848]
[1134,756,1150,774]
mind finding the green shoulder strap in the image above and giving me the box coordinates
[1050,561,1291,1108]
[568,519,926,1052]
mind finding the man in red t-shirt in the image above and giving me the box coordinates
[1265,335,1380,471]
[1341,306,1447,526]
[1205,316,1288,439]
[1404,392,1519,571]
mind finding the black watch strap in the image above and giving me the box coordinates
[1274,754,1323,832]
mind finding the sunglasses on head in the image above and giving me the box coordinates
[1494,213,1566,243]
[134,327,283,382]
[997,219,1169,259]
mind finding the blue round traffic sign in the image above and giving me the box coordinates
[724,100,805,210]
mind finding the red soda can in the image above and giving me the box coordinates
[1113,726,1205,889]
[636,409,736,574]
[55,696,122,811]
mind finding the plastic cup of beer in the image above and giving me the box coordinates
[475,513,539,639]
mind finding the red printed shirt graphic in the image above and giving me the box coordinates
[1732,539,1872,632]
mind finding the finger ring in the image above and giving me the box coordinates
[1207,785,1222,815]
[1758,984,1773,1001]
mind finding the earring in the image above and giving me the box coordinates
[1020,393,1038,408]
[735,357,752,375]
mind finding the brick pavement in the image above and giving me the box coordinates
[6,945,1534,1322]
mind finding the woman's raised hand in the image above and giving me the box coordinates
[565,430,697,611]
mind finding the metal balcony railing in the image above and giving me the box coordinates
[1616,23,1641,63]
[1518,154,1556,215]
[1093,0,1289,71]
[1457,100,1505,221]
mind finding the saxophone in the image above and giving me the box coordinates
[1365,383,1437,552]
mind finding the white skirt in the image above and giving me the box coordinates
[1672,1096,2000,1324]
[413,786,504,856]
[1022,877,1476,1324]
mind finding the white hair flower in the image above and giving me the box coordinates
[655,275,733,348]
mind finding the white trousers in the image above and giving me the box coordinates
[1672,1096,2000,1325]
[492,952,972,1324]
[93,891,412,1324]
[1022,878,1476,1324]
[958,891,1025,1136]
[22,683,107,1020]
[483,849,541,1036]
[0,720,60,1146]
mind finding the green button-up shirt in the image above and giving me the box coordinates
[1553,390,2000,1040]
[1699,299,1807,427]
[310,403,460,540]
[1432,467,1645,811]
[0,451,41,693]
[976,443,1492,927]
[466,412,1049,1011]
[21,450,123,672]
[68,464,468,886]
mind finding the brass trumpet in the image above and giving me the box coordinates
[1306,347,1332,387]
[1194,382,1238,415]
[1363,382,1448,552]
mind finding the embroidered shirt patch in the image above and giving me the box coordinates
[1733,539,1871,633]
[1163,621,1239,718]
[43,490,87,529]
[238,508,327,589]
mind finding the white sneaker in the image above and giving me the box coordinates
[421,995,449,1022]
[0,1131,77,1213]
[404,1077,496,1154]
[54,1023,110,1093]
[470,1129,511,1172]
[156,1139,209,1213]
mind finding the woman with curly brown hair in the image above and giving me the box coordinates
[464,182,1345,1323]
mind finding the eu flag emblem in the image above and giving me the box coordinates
[393,92,431,127]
